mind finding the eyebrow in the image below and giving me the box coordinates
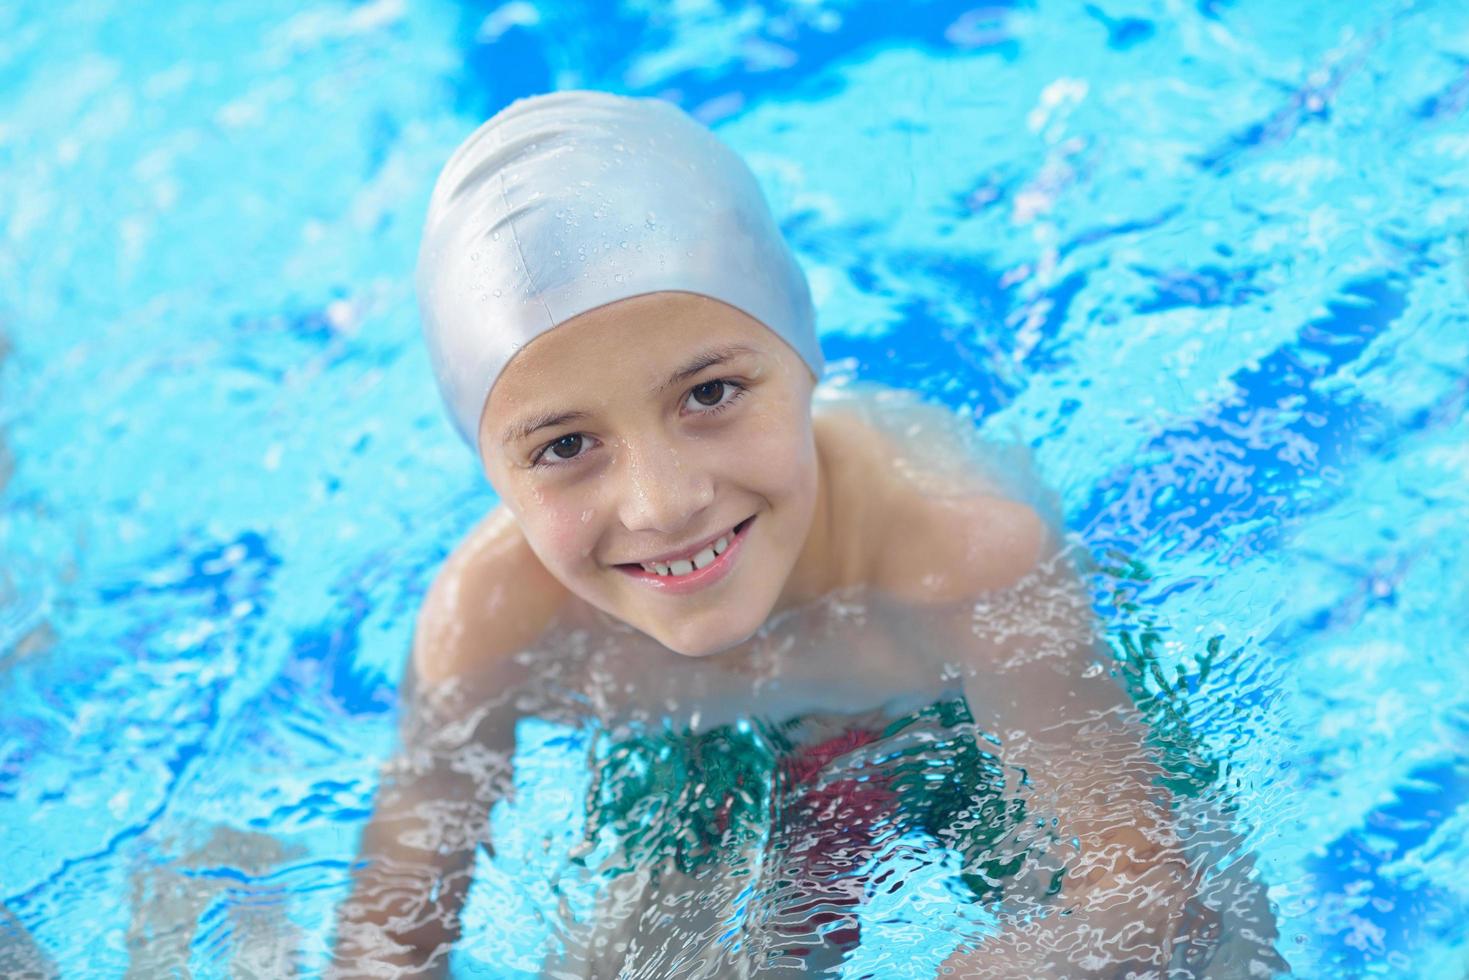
[499,344,759,446]
[500,409,591,448]
[647,344,758,396]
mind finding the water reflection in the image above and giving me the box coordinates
[0,902,58,980]
[332,536,1286,977]
[123,825,303,979]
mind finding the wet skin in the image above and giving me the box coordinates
[477,290,858,661]
[328,292,1281,978]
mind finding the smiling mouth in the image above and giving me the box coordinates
[616,517,758,578]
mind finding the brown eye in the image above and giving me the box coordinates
[691,380,725,407]
[549,434,583,459]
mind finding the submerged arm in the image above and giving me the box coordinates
[328,661,516,978]
[949,658,1197,976]
[329,508,566,976]
[895,498,1201,977]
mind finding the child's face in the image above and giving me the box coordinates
[480,291,821,658]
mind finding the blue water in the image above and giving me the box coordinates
[2,0,1467,976]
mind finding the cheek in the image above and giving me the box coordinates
[767,405,816,471]
[731,420,815,497]
[521,500,598,568]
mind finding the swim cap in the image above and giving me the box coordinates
[415,89,825,452]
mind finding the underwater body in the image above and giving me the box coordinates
[353,504,1285,977]
[2,0,1469,976]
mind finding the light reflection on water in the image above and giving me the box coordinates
[332,514,1284,977]
[1,0,1467,976]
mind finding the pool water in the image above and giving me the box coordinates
[2,0,1467,976]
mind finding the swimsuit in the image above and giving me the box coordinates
[570,691,1062,962]
[472,629,1229,978]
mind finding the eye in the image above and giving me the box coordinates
[685,379,747,415]
[531,433,594,468]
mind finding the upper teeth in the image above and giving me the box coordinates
[641,530,732,577]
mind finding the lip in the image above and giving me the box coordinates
[615,516,754,595]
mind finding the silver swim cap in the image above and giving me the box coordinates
[415,89,825,452]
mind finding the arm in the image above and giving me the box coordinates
[1,904,58,980]
[329,509,559,977]
[945,548,1198,977]
[328,660,516,979]
[956,533,1285,978]
[885,496,1203,977]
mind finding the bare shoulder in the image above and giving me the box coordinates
[412,505,572,690]
[876,489,1054,604]
[816,405,1053,605]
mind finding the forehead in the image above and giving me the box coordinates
[491,291,776,395]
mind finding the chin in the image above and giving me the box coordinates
[655,611,764,659]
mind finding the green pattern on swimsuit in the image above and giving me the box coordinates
[1102,552,1225,801]
[572,694,1058,902]
[874,695,1053,902]
[575,715,785,879]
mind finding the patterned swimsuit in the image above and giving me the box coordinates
[570,693,1058,964]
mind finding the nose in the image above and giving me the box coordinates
[613,436,715,536]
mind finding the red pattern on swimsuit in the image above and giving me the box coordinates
[775,727,899,953]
